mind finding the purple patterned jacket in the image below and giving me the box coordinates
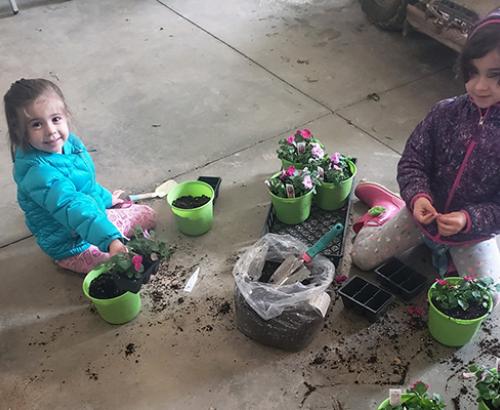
[397,94,500,245]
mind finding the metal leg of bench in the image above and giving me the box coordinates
[9,0,19,14]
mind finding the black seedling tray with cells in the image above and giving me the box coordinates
[374,257,428,300]
[198,176,222,203]
[338,276,394,322]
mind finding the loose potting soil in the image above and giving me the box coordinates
[172,195,210,209]
[89,273,126,299]
[432,298,489,320]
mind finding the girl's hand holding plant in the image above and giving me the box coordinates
[112,189,125,206]
[109,239,128,256]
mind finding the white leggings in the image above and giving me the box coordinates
[351,207,500,283]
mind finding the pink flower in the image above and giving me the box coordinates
[300,129,312,139]
[132,255,143,272]
[410,381,429,391]
[311,144,324,159]
[407,305,425,317]
[331,152,341,164]
[303,175,313,190]
[286,165,296,177]
[464,275,476,282]
[334,274,348,284]
[286,135,295,145]
[435,278,448,286]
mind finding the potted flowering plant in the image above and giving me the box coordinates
[377,381,445,409]
[276,128,326,169]
[316,152,357,210]
[265,165,321,224]
[427,276,500,347]
[468,363,500,410]
[82,227,173,324]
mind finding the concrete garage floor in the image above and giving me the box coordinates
[1,0,499,409]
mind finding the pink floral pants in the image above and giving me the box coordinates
[56,204,156,274]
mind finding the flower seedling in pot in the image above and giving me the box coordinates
[467,360,500,410]
[276,128,326,168]
[266,166,321,199]
[318,152,354,185]
[88,227,173,299]
[378,381,445,409]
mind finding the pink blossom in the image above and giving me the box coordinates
[464,275,476,282]
[132,255,143,271]
[407,305,425,317]
[334,274,348,284]
[311,144,324,159]
[303,175,313,190]
[286,165,296,177]
[410,381,429,391]
[286,135,295,145]
[300,129,312,139]
[331,152,341,164]
[435,278,448,286]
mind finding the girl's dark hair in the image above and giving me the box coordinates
[459,22,500,82]
[3,78,69,159]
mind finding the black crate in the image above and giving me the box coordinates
[338,276,394,322]
[374,257,428,300]
[198,176,222,202]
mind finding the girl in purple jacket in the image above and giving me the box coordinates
[351,10,500,288]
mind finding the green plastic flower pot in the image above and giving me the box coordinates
[427,277,493,347]
[166,180,215,236]
[82,266,141,325]
[269,189,313,225]
[478,400,491,410]
[281,159,306,170]
[315,159,357,210]
[377,394,414,409]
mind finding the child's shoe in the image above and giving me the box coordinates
[353,181,405,233]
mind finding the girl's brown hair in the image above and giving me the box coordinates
[3,78,69,159]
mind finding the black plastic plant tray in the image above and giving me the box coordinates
[374,257,428,300]
[338,276,394,322]
[198,176,222,203]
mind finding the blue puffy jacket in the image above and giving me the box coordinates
[13,133,122,260]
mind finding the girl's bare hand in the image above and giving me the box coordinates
[109,239,127,256]
[436,212,467,236]
[413,197,438,225]
[112,190,125,206]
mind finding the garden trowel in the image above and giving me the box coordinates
[129,179,177,201]
[269,222,344,286]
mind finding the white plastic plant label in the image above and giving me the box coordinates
[297,142,306,154]
[285,184,295,198]
[184,267,200,292]
[389,389,402,406]
[496,358,500,372]
[308,292,331,317]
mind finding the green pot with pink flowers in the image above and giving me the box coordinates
[277,128,326,170]
[377,381,445,409]
[427,276,499,347]
[266,166,321,225]
[315,153,356,210]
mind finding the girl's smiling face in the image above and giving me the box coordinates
[466,48,500,109]
[21,92,69,154]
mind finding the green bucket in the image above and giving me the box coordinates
[377,394,414,409]
[167,180,214,236]
[269,189,313,225]
[82,267,141,325]
[315,160,357,211]
[427,277,492,347]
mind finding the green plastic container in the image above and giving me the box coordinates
[82,267,141,325]
[377,394,414,409]
[315,159,357,210]
[167,180,214,236]
[269,189,313,225]
[427,277,493,347]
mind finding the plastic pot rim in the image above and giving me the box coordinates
[83,266,139,304]
[167,180,214,211]
[427,277,493,324]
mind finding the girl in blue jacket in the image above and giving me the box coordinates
[4,78,156,273]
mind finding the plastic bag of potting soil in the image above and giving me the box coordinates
[234,233,335,320]
[233,234,335,351]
